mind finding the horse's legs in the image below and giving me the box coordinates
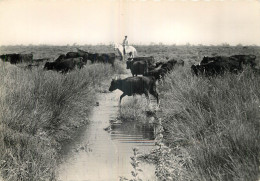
[123,46,126,55]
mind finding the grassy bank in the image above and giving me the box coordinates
[158,67,260,180]
[0,61,119,180]
[119,66,260,180]
[117,45,260,180]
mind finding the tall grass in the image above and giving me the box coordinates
[119,66,260,180]
[157,67,260,180]
[118,97,149,123]
[0,61,118,180]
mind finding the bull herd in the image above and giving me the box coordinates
[0,50,257,106]
[0,48,116,73]
[108,57,185,105]
[43,49,116,73]
[108,54,257,105]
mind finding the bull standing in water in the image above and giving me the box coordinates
[108,76,159,105]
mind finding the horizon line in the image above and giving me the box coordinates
[0,43,259,47]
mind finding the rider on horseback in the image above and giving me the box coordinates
[122,36,128,55]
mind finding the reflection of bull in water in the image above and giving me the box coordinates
[109,121,155,142]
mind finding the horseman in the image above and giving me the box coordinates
[114,38,137,61]
[122,36,128,55]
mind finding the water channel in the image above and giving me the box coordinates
[58,86,156,181]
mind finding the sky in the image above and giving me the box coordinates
[0,0,260,45]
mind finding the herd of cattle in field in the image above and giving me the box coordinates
[0,48,116,73]
[0,49,258,105]
[0,49,257,77]
[43,49,116,73]
[111,54,257,105]
[192,54,257,76]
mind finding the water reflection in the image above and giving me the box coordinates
[110,121,155,145]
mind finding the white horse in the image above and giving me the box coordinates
[113,43,138,61]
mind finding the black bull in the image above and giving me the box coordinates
[144,59,179,80]
[44,57,84,73]
[108,76,159,104]
[191,55,257,76]
[76,48,116,66]
[0,53,33,64]
[88,53,116,67]
[201,55,257,67]
[126,56,155,76]
[55,51,116,67]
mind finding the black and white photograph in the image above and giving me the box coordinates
[0,0,260,180]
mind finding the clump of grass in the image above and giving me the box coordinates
[120,147,143,181]
[118,97,148,122]
[0,61,119,180]
[114,60,127,75]
[153,118,174,181]
[157,66,260,180]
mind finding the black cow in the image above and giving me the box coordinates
[44,57,84,73]
[128,60,149,76]
[126,56,155,76]
[0,54,19,64]
[126,56,155,69]
[201,56,240,65]
[144,59,178,80]
[87,53,98,61]
[55,54,66,62]
[200,56,220,65]
[144,63,166,80]
[65,52,88,63]
[108,76,159,104]
[191,63,229,76]
[230,54,257,67]
[160,59,177,71]
[0,53,33,64]
[191,57,242,76]
[18,54,33,63]
[76,48,116,66]
[201,55,257,68]
[88,53,116,67]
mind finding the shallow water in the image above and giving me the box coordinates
[58,88,156,181]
